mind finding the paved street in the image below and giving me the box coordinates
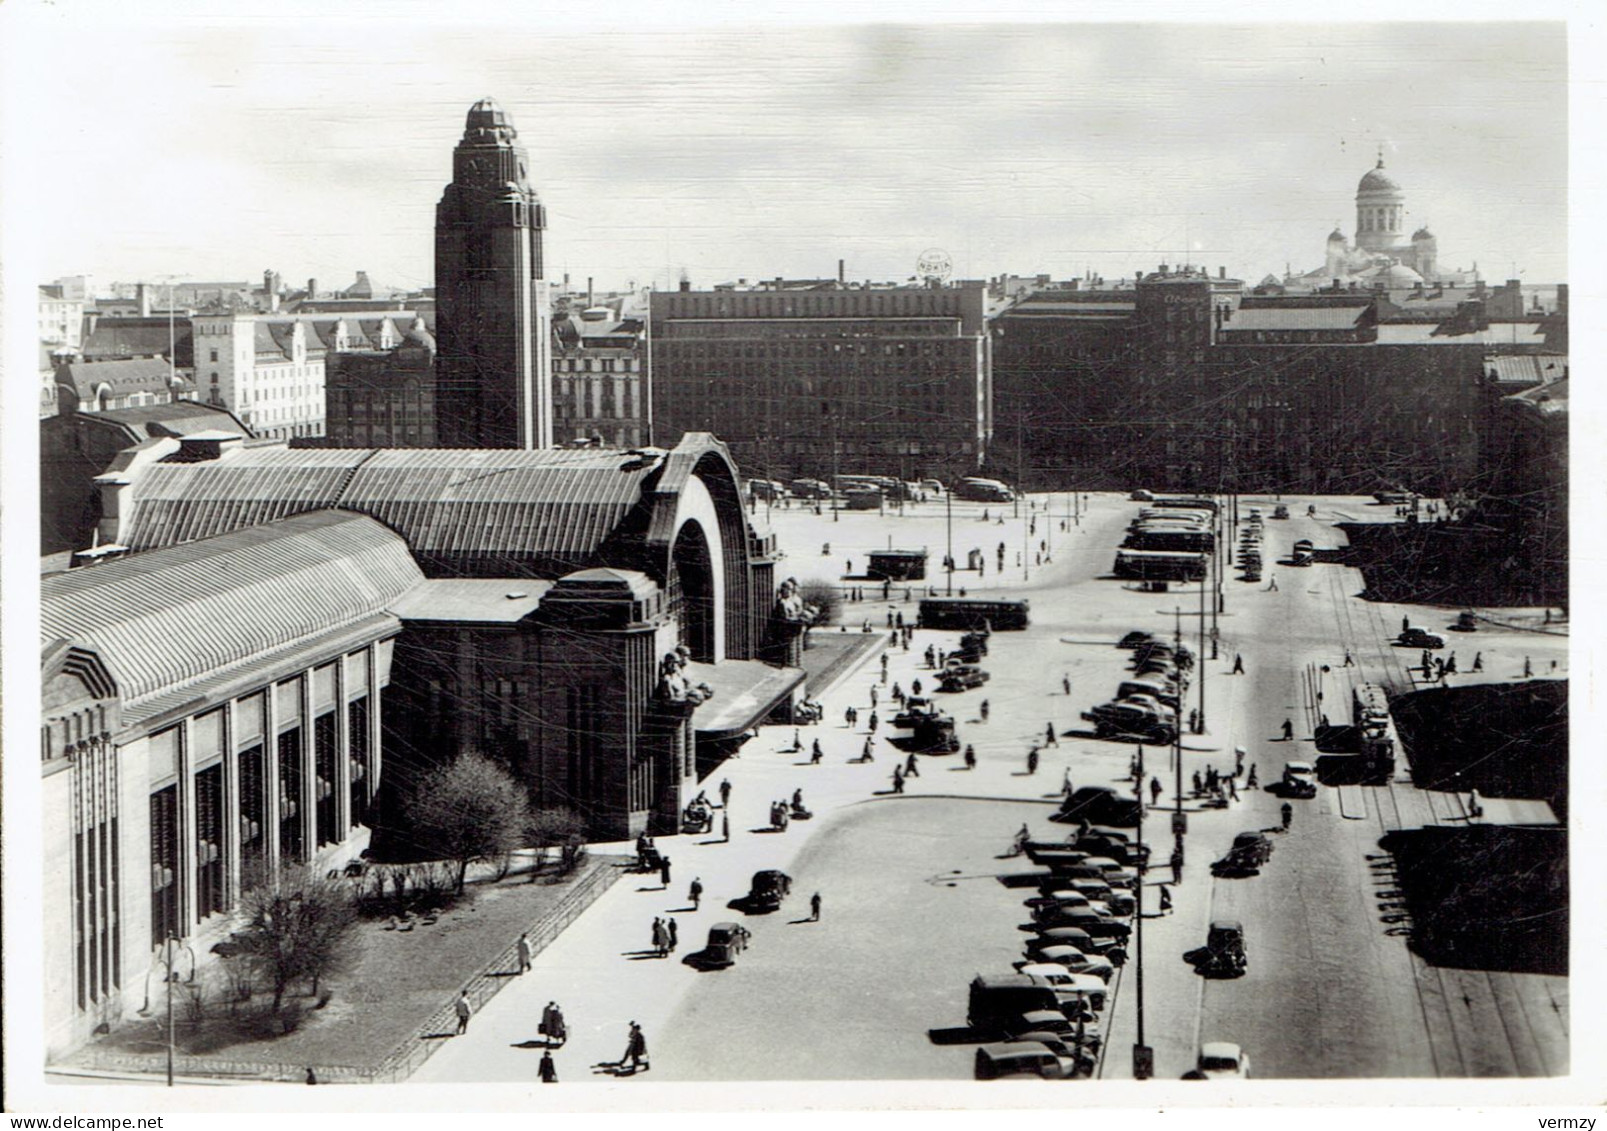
[411,491,1567,1086]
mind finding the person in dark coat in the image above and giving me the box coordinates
[1046,722,1058,747]
[810,892,822,921]
[811,738,823,764]
[666,917,678,952]
[538,1049,558,1083]
[623,1022,648,1072]
[1026,747,1039,775]
[689,877,703,909]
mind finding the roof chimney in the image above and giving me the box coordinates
[1219,266,1225,279]
[307,277,318,300]
[587,277,593,306]
[838,258,845,284]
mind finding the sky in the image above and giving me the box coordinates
[0,6,1574,295]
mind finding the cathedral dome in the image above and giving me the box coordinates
[1412,226,1435,241]
[1358,159,1401,195]
[1328,228,1346,244]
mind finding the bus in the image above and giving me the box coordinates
[953,477,1015,503]
[1112,549,1208,582]
[1124,528,1216,554]
[918,596,1030,631]
[1151,496,1220,514]
[1352,683,1398,780]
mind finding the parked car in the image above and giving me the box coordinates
[1282,760,1318,798]
[1129,489,1156,502]
[974,1041,1079,1081]
[1451,610,1479,632]
[1398,626,1446,648]
[1030,925,1116,957]
[1117,629,1156,648]
[1054,785,1144,828]
[1193,1041,1251,1080]
[1005,1009,1102,1051]
[1021,945,1115,984]
[967,974,1060,1032]
[700,922,751,967]
[1081,703,1177,746]
[1014,963,1108,1013]
[789,478,833,499]
[745,869,792,912]
[1272,505,1290,519]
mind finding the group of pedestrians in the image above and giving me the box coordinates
[650,915,679,957]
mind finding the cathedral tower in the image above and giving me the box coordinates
[1354,156,1405,256]
[435,98,552,449]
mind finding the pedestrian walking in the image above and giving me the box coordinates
[845,705,855,727]
[892,766,905,794]
[1027,746,1040,775]
[912,678,923,696]
[719,778,731,808]
[1014,823,1032,855]
[1473,652,1483,672]
[1232,653,1244,675]
[868,711,879,733]
[1063,674,1072,696]
[666,917,678,953]
[689,877,703,909]
[792,728,802,751]
[1234,747,1245,776]
[861,736,875,762]
[980,699,990,721]
[721,811,730,842]
[1281,802,1293,831]
[869,686,878,708]
[964,744,977,770]
[1192,770,1203,795]
[1169,848,1183,885]
[1062,768,1074,796]
[1228,777,1239,802]
[1045,722,1058,747]
[623,1022,648,1073]
[1281,718,1294,741]
[659,855,672,889]
[1267,574,1278,591]
[1403,614,1411,633]
[1246,764,1258,789]
[538,1049,558,1083]
[1159,886,1173,914]
[811,738,823,764]
[810,892,822,921]
[1343,651,1354,667]
[455,989,472,1035]
[652,917,666,957]
[904,753,920,777]
[517,932,532,973]
[1446,655,1457,675]
[1150,776,1163,806]
[1523,656,1533,678]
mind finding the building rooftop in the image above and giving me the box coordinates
[1223,305,1372,332]
[389,578,554,624]
[42,510,420,711]
[1485,355,1568,387]
[120,443,675,573]
[56,357,182,402]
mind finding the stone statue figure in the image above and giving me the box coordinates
[657,649,713,705]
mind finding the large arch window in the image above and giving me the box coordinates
[668,520,716,662]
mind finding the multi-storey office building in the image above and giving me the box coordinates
[649,284,991,483]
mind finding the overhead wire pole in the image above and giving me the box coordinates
[1132,742,1149,1079]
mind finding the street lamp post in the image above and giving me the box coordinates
[1132,744,1150,1079]
[945,488,954,597]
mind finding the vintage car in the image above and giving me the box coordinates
[1200,919,1247,975]
[1117,629,1156,649]
[1005,1010,1103,1052]
[1020,945,1116,984]
[1014,963,1108,1014]
[1398,627,1447,649]
[1053,785,1144,828]
[1030,925,1119,958]
[1081,702,1178,746]
[1213,832,1273,876]
[1271,505,1290,519]
[1193,1041,1251,1080]
[974,1041,1079,1081]
[701,922,751,968]
[744,869,792,912]
[937,664,991,692]
[1282,760,1318,798]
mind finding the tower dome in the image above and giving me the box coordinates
[1412,225,1434,241]
[1358,159,1401,195]
[1328,227,1346,244]
[464,97,517,141]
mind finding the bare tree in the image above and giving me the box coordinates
[525,806,588,880]
[233,865,358,1013]
[407,751,532,893]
